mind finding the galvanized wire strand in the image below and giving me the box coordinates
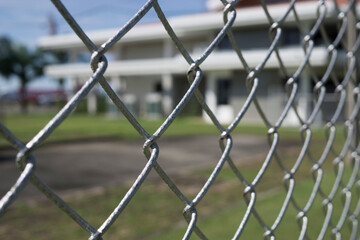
[91,144,160,240]
[1,0,360,239]
[0,124,32,213]
[50,0,150,140]
[49,2,199,239]
[0,125,100,237]
[297,3,359,239]
[51,2,217,239]
[23,57,107,154]
[0,155,34,215]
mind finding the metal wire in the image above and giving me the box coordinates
[1,0,360,239]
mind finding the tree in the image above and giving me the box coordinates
[51,51,68,90]
[0,37,46,112]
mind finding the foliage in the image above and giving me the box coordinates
[0,37,47,111]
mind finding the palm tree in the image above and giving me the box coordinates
[0,37,45,112]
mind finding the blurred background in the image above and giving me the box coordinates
[0,0,207,116]
[1,0,358,239]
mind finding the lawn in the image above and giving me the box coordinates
[0,157,357,240]
[0,113,319,147]
[0,113,357,239]
[0,114,222,146]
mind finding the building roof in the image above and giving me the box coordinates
[44,46,335,78]
[38,1,336,50]
[207,0,314,11]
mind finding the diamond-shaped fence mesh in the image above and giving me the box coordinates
[1,0,360,239]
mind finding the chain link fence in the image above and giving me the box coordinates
[1,0,360,239]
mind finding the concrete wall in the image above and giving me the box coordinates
[228,69,285,123]
[217,26,302,51]
[121,41,164,60]
[122,76,162,116]
[119,37,210,61]
[176,36,210,56]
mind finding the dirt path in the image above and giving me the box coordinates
[0,135,296,199]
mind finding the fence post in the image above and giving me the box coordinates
[347,0,359,149]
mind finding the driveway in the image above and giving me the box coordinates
[0,135,295,199]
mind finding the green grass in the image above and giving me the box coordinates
[0,113,329,147]
[0,114,219,146]
[0,153,357,240]
[150,165,357,240]
[0,113,355,239]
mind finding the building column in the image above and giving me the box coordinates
[111,75,124,94]
[116,45,122,60]
[203,73,217,122]
[163,39,173,58]
[87,90,97,115]
[106,76,127,116]
[161,74,173,115]
[298,69,311,120]
[67,77,80,100]
[284,69,314,126]
[297,22,322,124]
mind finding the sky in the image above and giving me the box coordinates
[0,0,209,93]
[0,0,208,47]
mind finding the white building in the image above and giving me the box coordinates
[38,0,348,125]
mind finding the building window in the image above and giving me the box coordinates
[283,28,300,46]
[76,51,91,63]
[218,35,232,50]
[154,82,163,93]
[218,29,271,50]
[217,79,231,105]
[313,24,339,48]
